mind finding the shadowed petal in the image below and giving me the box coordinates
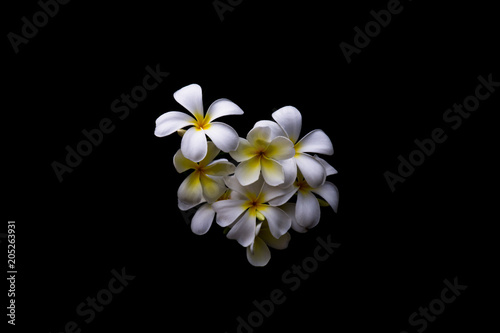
[191,203,215,235]
[246,237,271,267]
[272,106,302,143]
[204,122,240,152]
[181,127,208,162]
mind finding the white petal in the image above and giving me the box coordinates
[198,141,220,167]
[253,120,286,138]
[280,203,307,233]
[154,111,195,137]
[246,237,271,267]
[266,184,298,206]
[295,153,326,188]
[295,129,333,155]
[227,209,256,247]
[260,157,284,186]
[247,126,271,150]
[259,225,291,250]
[173,149,197,173]
[200,174,226,203]
[311,181,339,213]
[265,136,295,161]
[295,190,321,229]
[280,158,298,188]
[173,83,204,119]
[204,160,235,176]
[229,138,256,162]
[212,199,247,227]
[177,171,203,207]
[206,98,244,122]
[313,155,338,176]
[204,122,240,152]
[224,175,264,200]
[178,198,205,211]
[258,206,291,239]
[235,155,262,186]
[272,106,302,143]
[181,127,208,163]
[191,203,215,235]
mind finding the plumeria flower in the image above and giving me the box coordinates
[212,175,292,247]
[174,141,235,209]
[155,84,244,162]
[247,220,291,267]
[189,190,231,235]
[254,106,334,188]
[270,165,339,230]
[229,126,295,186]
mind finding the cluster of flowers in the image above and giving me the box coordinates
[155,84,339,266]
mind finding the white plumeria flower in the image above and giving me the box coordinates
[270,165,339,230]
[155,84,244,162]
[212,175,292,247]
[189,190,232,235]
[254,106,334,188]
[174,141,235,209]
[247,220,291,267]
[229,126,295,186]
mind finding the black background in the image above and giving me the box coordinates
[4,0,498,332]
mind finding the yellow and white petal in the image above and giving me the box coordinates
[235,155,262,186]
[259,224,291,250]
[198,141,220,167]
[258,205,291,239]
[266,183,298,206]
[204,160,235,176]
[253,120,286,138]
[295,189,321,229]
[154,111,195,137]
[227,209,256,247]
[311,181,339,213]
[246,237,271,267]
[200,174,226,203]
[212,199,247,227]
[224,174,264,200]
[260,156,284,186]
[173,83,204,120]
[191,203,215,235]
[295,129,334,155]
[265,136,295,161]
[204,122,240,152]
[206,98,244,121]
[279,158,298,188]
[173,149,198,173]
[247,126,271,150]
[229,138,256,162]
[295,153,326,188]
[177,171,203,207]
[181,127,208,163]
[271,106,302,143]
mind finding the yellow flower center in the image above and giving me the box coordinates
[193,114,211,131]
[295,178,311,193]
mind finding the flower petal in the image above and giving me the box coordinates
[260,157,285,186]
[154,111,195,137]
[173,83,204,120]
[173,149,198,173]
[177,171,203,206]
[227,209,256,247]
[259,224,291,250]
[204,122,240,152]
[258,206,291,239]
[295,153,326,188]
[212,199,247,227]
[246,237,271,267]
[253,120,286,138]
[206,98,244,122]
[313,155,338,176]
[280,158,298,188]
[204,160,235,176]
[295,189,321,229]
[224,175,264,200]
[272,106,302,143]
[181,127,208,162]
[200,174,226,203]
[266,183,298,206]
[198,141,220,167]
[295,129,333,155]
[191,203,215,235]
[311,181,339,213]
[280,203,307,233]
[235,155,262,186]
[264,136,295,161]
[230,138,256,162]
[247,126,271,150]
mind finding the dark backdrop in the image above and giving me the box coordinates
[4,0,498,332]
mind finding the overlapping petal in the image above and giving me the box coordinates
[235,155,262,186]
[258,206,291,239]
[272,106,302,143]
[230,138,256,162]
[191,203,215,235]
[212,199,247,227]
[173,83,204,120]
[154,111,195,137]
[181,127,208,163]
[227,209,256,247]
[295,189,321,229]
[260,157,284,186]
[204,122,240,153]
[173,149,198,173]
[206,98,244,121]
[246,237,271,267]
[295,153,327,188]
[200,174,226,203]
[265,136,295,160]
[311,181,339,213]
[295,129,334,155]
[177,171,203,207]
